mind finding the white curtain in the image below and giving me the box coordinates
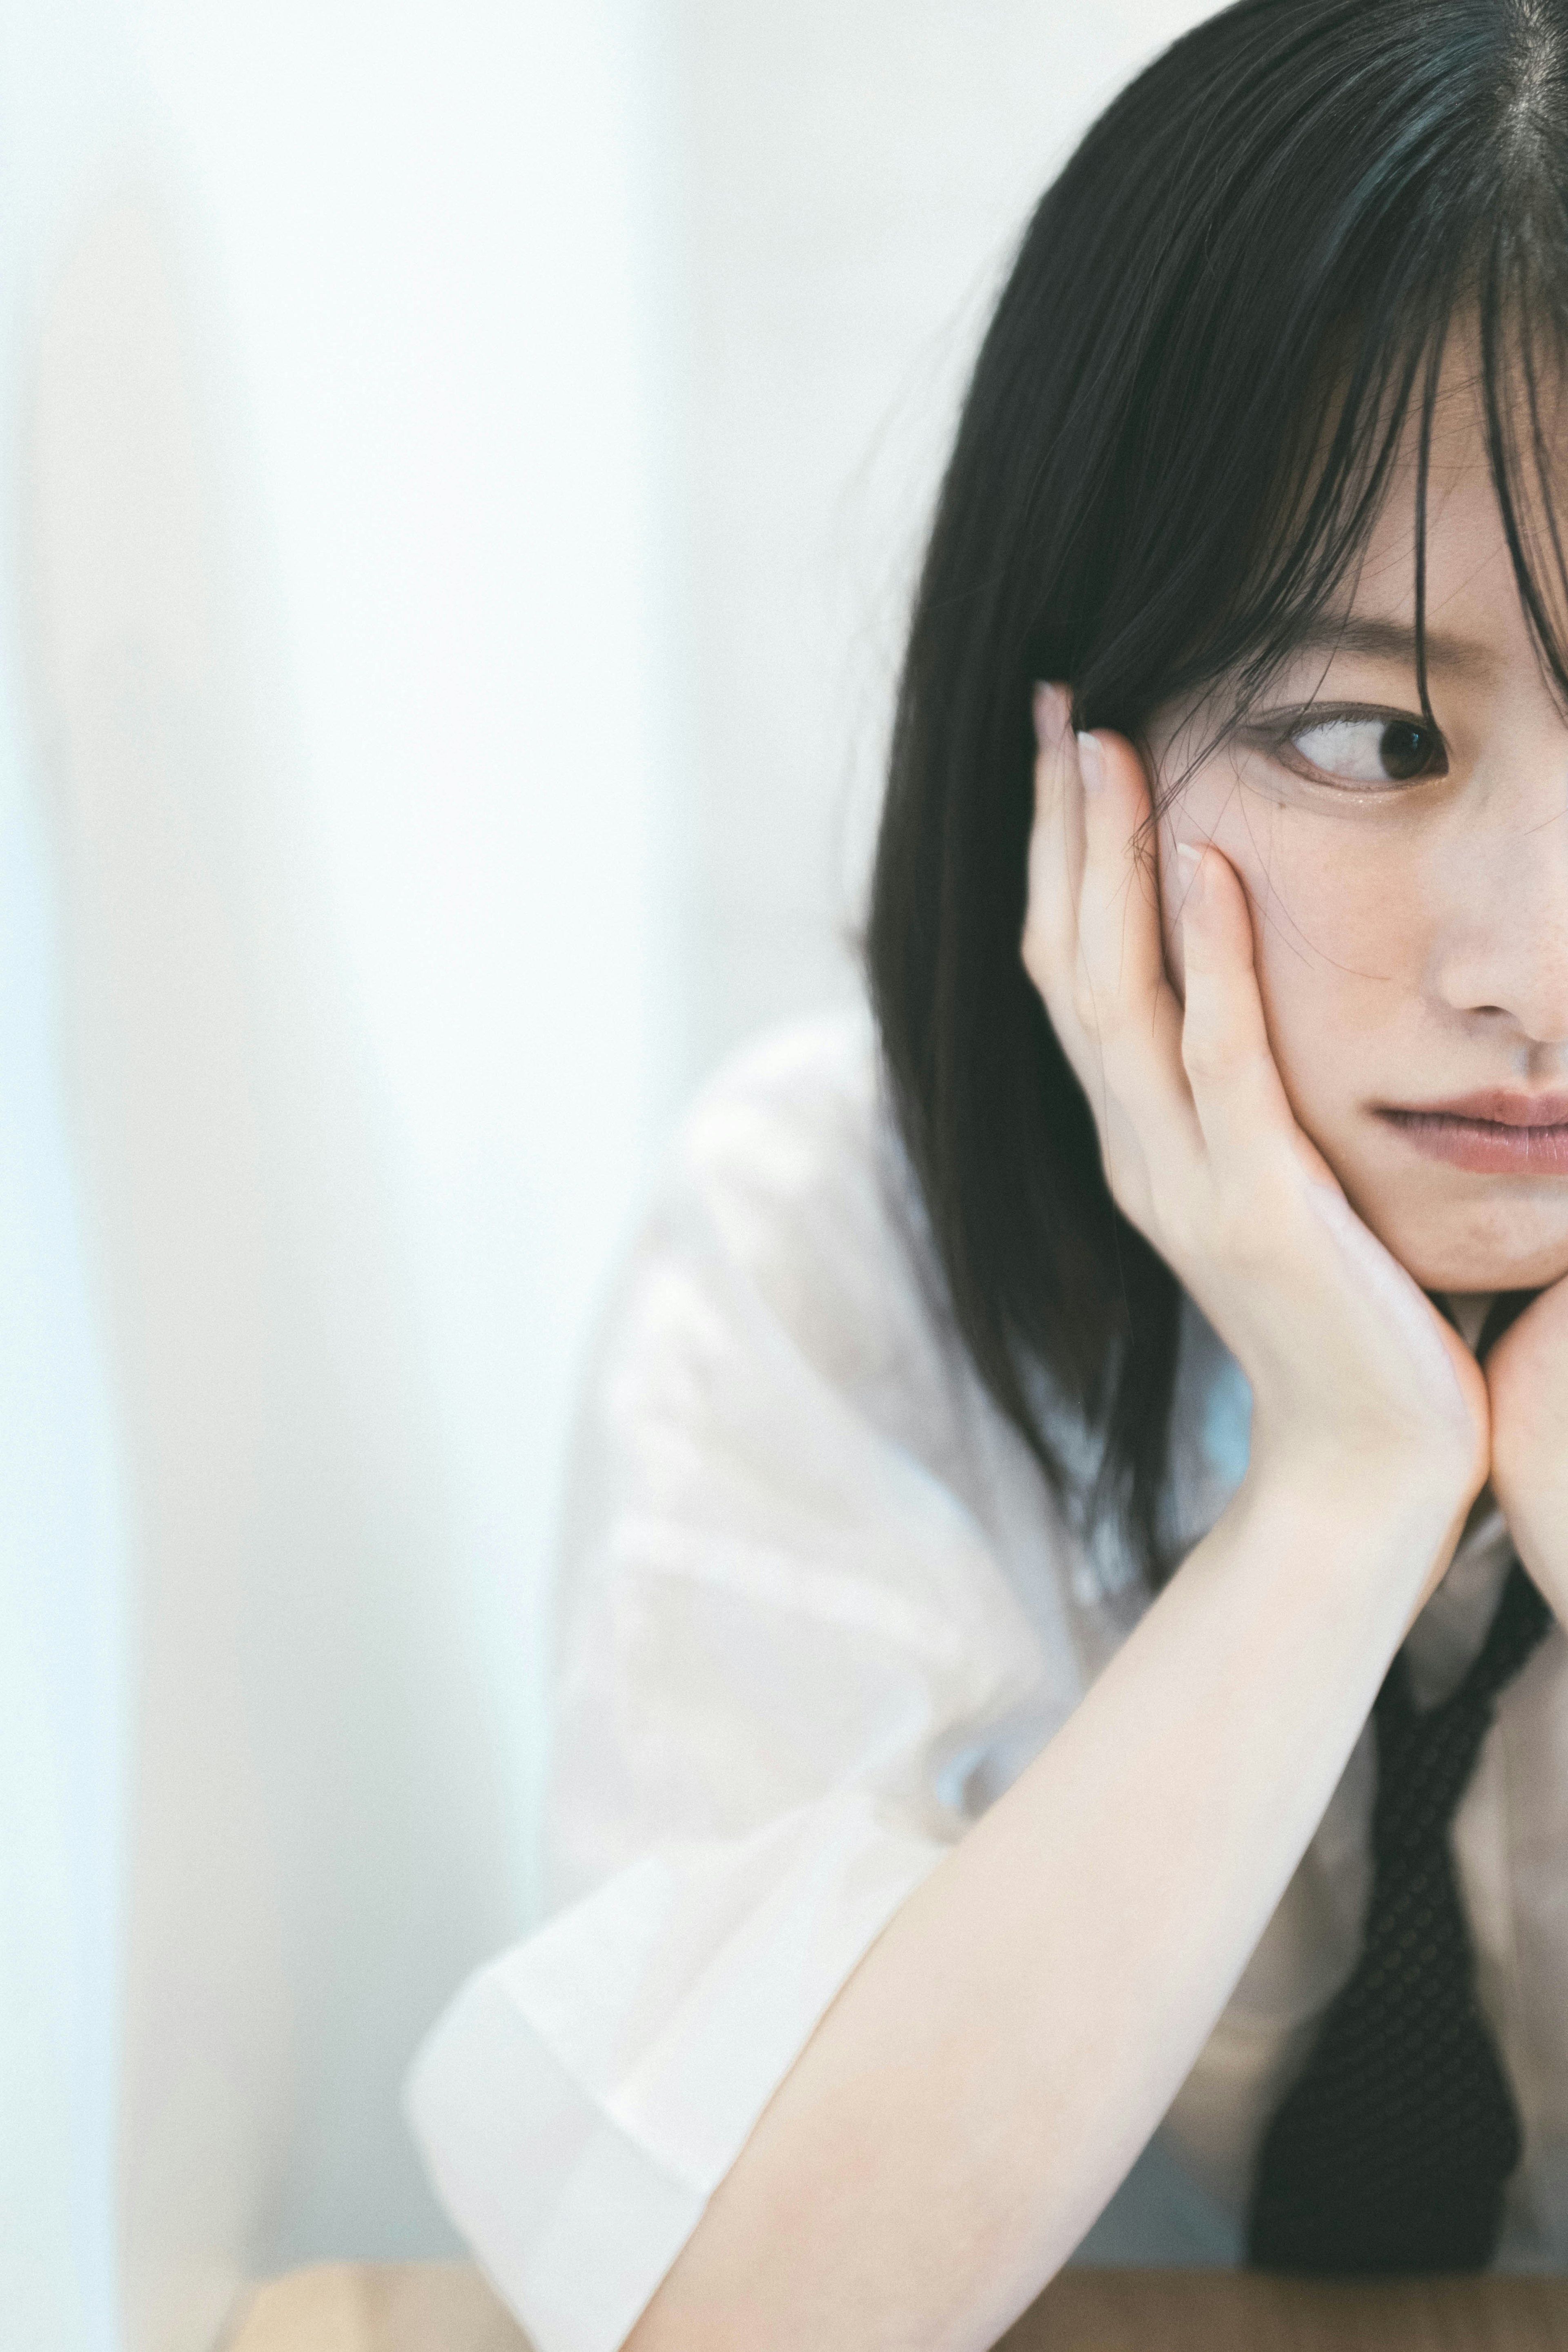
[0,5,1214,2349]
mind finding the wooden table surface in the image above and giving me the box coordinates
[226,2261,1568,2351]
[1002,2269,1568,2348]
[225,2265,529,2352]
[225,2261,1568,2350]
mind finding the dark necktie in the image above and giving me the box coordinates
[1245,1551,1551,2275]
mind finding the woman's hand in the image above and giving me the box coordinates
[1022,686,1488,1538]
[1485,1283,1568,1620]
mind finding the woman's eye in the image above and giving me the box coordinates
[1286,714,1445,786]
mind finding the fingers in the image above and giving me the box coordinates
[1023,684,1084,989]
[1023,694,1201,1233]
[1073,728,1180,1067]
[1022,685,1323,1240]
[1176,842,1314,1173]
[1023,693,1187,1112]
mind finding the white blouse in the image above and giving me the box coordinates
[404,1007,1568,2352]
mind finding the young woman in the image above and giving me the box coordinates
[408,3,1568,2345]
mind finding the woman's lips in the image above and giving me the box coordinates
[1379,1093,1568,1174]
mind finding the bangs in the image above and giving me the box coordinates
[1152,137,1568,777]
[1479,205,1568,701]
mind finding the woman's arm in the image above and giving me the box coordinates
[628,703,1487,2351]
[627,1445,1470,2352]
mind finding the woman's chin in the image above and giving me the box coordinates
[1385,1231,1568,1298]
[1338,1163,1568,1298]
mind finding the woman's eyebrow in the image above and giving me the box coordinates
[1282,613,1495,677]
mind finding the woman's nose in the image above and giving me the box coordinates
[1431,804,1568,1047]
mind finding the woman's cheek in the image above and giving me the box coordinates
[1158,798,1379,1120]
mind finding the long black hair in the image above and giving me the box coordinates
[867,0,1568,1585]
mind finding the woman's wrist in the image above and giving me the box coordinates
[1218,1439,1479,1618]
[1248,1375,1485,1512]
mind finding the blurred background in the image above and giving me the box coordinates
[0,3,1215,2346]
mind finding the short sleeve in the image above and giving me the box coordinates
[403,1013,1053,2352]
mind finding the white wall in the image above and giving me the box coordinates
[673,0,1219,1062]
[127,0,693,1932]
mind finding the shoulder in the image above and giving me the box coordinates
[552,1008,1107,1847]
[665,1002,884,1234]
[640,1001,943,1400]
[556,1001,993,1604]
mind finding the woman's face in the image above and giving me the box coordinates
[1152,369,1568,1297]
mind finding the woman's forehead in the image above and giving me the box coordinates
[1302,339,1567,675]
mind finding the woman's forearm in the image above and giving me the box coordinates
[626,1455,1475,2352]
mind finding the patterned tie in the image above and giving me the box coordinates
[1245,1551,1551,2275]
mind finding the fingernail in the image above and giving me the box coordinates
[1032,681,1068,751]
[1076,731,1104,794]
[1176,840,1206,906]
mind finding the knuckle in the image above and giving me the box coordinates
[1145,1189,1194,1265]
[1073,969,1126,1040]
[1180,1025,1238,1087]
[1023,936,1072,1020]
[1182,1021,1262,1090]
